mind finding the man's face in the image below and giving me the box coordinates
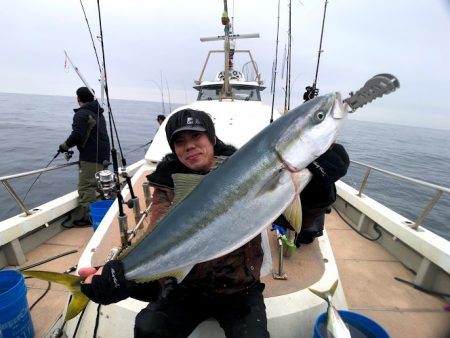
[173,131,215,172]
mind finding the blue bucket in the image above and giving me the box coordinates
[314,310,389,338]
[0,270,34,338]
[90,200,114,231]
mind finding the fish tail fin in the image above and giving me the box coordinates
[21,270,89,320]
[308,279,339,301]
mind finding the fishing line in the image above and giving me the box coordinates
[125,140,153,156]
[23,151,61,202]
[79,0,102,73]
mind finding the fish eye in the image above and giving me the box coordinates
[315,111,325,121]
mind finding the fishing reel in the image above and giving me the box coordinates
[95,169,118,199]
[63,150,74,161]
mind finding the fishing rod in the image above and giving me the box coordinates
[283,0,292,113]
[95,0,139,247]
[79,0,102,73]
[304,0,328,102]
[64,51,96,98]
[22,150,73,202]
[269,0,281,123]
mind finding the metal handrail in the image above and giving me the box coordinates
[350,160,450,230]
[0,161,79,216]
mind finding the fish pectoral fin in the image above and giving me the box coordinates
[256,169,284,197]
[21,270,88,320]
[282,194,302,232]
[172,173,204,206]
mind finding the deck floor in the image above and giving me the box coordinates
[5,210,450,337]
[326,211,450,338]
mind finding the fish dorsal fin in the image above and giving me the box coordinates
[172,173,204,206]
[282,194,302,232]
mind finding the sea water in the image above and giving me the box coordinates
[0,92,449,240]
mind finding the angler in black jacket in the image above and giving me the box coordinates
[59,87,110,226]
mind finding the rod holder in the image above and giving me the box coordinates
[272,230,288,280]
[118,214,130,247]
[142,181,152,206]
[131,197,142,228]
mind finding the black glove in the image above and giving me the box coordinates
[58,143,69,153]
[307,143,349,186]
[81,260,131,305]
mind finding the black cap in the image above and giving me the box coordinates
[76,87,95,103]
[165,109,215,149]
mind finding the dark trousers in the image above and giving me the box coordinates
[134,282,269,338]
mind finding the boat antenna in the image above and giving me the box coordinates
[283,0,293,113]
[304,0,328,102]
[270,0,282,123]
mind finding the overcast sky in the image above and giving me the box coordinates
[1,0,449,130]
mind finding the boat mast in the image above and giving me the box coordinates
[221,0,232,99]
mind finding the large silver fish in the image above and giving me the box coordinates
[23,92,348,319]
[120,92,348,281]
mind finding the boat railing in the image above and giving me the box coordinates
[195,49,262,86]
[0,161,79,216]
[350,160,450,230]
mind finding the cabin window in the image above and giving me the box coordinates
[197,86,261,101]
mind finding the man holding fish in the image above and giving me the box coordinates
[79,106,349,337]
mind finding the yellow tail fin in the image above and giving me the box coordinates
[308,279,339,301]
[21,270,89,320]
